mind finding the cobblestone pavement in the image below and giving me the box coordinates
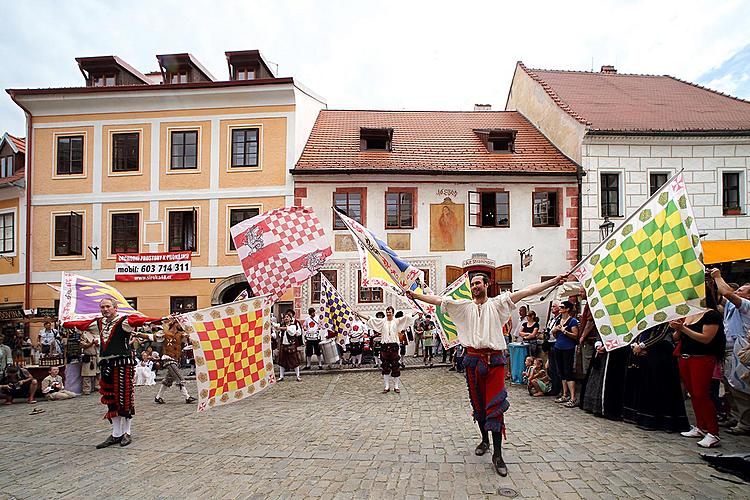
[1,367,749,499]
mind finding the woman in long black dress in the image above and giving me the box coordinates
[581,339,629,419]
[621,324,690,432]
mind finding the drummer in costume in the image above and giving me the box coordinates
[275,311,303,382]
[66,298,161,449]
[303,307,324,370]
[149,319,197,405]
[349,319,366,368]
[356,306,416,393]
[408,273,565,476]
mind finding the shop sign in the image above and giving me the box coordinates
[36,307,57,318]
[115,251,192,282]
[0,307,25,321]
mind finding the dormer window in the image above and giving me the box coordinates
[92,72,116,87]
[235,67,256,80]
[360,128,393,151]
[474,129,516,153]
[168,70,188,84]
[226,50,276,81]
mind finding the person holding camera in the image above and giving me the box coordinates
[41,366,77,400]
[0,364,38,404]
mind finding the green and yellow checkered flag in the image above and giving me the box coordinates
[572,172,705,351]
[435,273,472,349]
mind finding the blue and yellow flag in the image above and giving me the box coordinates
[334,209,425,293]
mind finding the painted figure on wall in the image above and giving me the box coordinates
[430,199,465,251]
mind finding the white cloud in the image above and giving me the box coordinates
[1,0,749,133]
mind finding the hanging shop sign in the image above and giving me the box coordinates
[115,251,192,282]
[35,308,57,318]
[0,307,25,321]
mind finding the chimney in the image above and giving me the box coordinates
[474,104,492,111]
[600,65,617,74]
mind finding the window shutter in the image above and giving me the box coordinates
[445,265,464,287]
[71,213,83,255]
[191,207,198,252]
[495,265,513,291]
[468,191,481,227]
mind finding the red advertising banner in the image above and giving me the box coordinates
[115,251,192,282]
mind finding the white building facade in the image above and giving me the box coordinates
[292,110,580,315]
[506,62,750,256]
[580,136,750,254]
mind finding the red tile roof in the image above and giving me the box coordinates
[517,62,750,133]
[7,133,25,154]
[294,110,578,174]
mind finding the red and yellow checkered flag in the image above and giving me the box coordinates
[177,297,274,412]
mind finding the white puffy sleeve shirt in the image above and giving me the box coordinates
[366,314,415,344]
[304,317,320,340]
[440,292,516,350]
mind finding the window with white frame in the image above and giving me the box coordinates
[228,207,260,251]
[722,171,745,215]
[649,172,670,196]
[0,156,13,177]
[54,212,83,256]
[168,209,197,252]
[0,212,14,253]
[600,172,622,217]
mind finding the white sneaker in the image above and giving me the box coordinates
[696,433,721,448]
[680,426,705,438]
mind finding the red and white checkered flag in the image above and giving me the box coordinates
[230,207,332,304]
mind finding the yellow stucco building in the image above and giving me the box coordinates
[7,51,325,318]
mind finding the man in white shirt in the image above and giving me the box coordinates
[39,321,57,355]
[357,306,416,393]
[408,273,564,477]
[710,268,750,435]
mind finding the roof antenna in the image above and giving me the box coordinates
[267,60,280,76]
[591,57,594,72]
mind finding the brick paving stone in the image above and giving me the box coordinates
[1,368,750,498]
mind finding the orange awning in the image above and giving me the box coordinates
[702,240,750,265]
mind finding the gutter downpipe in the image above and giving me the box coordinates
[8,92,33,310]
[577,164,584,262]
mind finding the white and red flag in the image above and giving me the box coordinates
[230,207,332,304]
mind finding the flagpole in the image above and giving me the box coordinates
[332,206,426,314]
[539,168,686,301]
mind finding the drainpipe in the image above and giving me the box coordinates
[577,164,584,261]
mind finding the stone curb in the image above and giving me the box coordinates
[156,362,453,382]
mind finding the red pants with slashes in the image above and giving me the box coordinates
[464,348,509,435]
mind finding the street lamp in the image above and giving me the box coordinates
[599,216,615,241]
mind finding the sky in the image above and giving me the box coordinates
[1,0,750,135]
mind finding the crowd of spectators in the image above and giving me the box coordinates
[513,268,750,449]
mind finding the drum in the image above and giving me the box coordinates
[320,339,340,365]
[508,342,530,385]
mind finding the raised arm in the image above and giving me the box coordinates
[509,275,567,304]
[710,268,745,309]
[355,310,371,321]
[404,291,443,306]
